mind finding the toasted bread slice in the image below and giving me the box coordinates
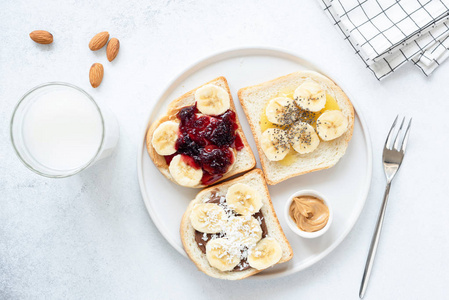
[146,77,256,188]
[180,169,293,280]
[238,71,355,185]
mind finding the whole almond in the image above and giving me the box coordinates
[89,31,109,51]
[29,30,53,44]
[106,38,120,62]
[89,63,104,88]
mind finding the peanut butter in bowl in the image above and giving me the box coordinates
[284,190,333,238]
[289,196,329,232]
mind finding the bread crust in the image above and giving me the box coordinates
[146,77,256,188]
[180,169,293,280]
[238,71,355,185]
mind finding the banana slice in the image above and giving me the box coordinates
[247,237,283,270]
[226,183,263,216]
[195,84,230,115]
[168,154,203,187]
[190,203,227,233]
[206,238,241,271]
[261,128,290,161]
[265,97,299,125]
[294,80,326,112]
[316,110,348,141]
[288,122,320,154]
[151,121,179,156]
[225,216,262,246]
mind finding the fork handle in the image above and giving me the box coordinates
[359,182,392,298]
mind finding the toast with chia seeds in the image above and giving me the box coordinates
[238,71,355,185]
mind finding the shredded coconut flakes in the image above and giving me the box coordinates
[200,191,266,265]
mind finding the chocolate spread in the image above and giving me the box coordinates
[194,191,268,272]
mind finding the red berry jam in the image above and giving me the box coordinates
[164,105,244,185]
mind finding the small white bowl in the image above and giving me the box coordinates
[284,189,333,239]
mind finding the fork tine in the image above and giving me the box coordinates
[400,118,412,152]
[393,117,405,150]
[385,115,398,149]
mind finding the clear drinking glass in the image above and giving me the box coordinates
[10,82,120,178]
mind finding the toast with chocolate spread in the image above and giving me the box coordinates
[180,169,293,280]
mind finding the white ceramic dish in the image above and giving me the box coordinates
[284,189,333,239]
[137,47,372,279]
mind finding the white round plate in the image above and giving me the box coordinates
[137,47,372,279]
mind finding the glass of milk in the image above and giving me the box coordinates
[11,82,119,177]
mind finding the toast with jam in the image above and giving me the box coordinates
[238,71,355,185]
[146,77,256,188]
[180,169,293,280]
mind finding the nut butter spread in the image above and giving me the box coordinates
[194,191,268,271]
[289,196,329,232]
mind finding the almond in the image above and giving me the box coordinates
[89,31,109,51]
[106,38,120,62]
[89,63,104,88]
[29,30,53,44]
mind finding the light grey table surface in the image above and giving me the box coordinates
[1,0,448,299]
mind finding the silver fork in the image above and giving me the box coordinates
[359,116,412,299]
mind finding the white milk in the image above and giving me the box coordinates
[22,89,103,171]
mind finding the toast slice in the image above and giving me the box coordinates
[238,71,355,185]
[180,169,293,280]
[146,77,256,188]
